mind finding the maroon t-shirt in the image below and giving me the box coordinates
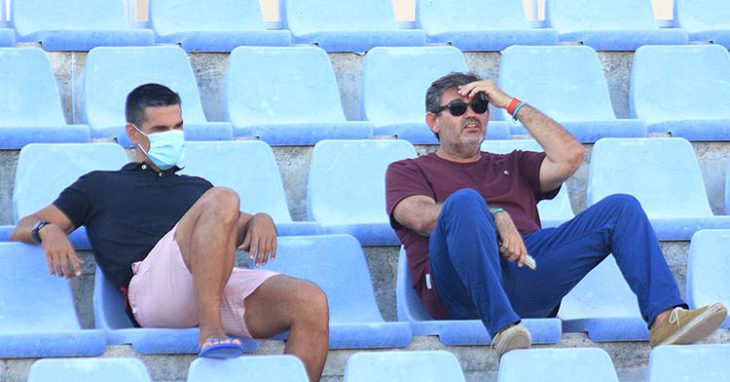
[385,150,559,318]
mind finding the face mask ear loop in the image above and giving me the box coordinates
[132,124,150,155]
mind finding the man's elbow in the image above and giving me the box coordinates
[564,143,585,175]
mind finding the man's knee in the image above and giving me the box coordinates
[292,280,329,320]
[444,188,488,213]
[603,193,643,212]
[198,187,241,223]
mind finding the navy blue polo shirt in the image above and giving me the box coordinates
[53,162,213,289]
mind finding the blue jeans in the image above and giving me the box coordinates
[429,189,686,336]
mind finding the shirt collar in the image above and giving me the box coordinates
[123,162,182,175]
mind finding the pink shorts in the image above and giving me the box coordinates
[127,225,278,338]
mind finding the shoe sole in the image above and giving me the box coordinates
[658,304,728,346]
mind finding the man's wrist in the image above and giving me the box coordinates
[31,220,50,244]
[492,208,507,216]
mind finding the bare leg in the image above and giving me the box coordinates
[175,187,241,343]
[244,275,330,382]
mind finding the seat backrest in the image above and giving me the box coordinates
[260,235,383,322]
[498,348,619,382]
[187,355,308,382]
[647,344,730,382]
[630,45,730,123]
[179,141,293,223]
[687,230,730,310]
[0,243,83,332]
[28,358,152,382]
[308,139,417,224]
[587,138,713,218]
[497,46,616,122]
[13,143,128,222]
[674,0,730,32]
[226,46,345,126]
[361,46,468,125]
[11,0,130,35]
[344,350,466,382]
[150,0,267,34]
[94,266,136,330]
[546,0,658,31]
[480,139,574,223]
[0,47,67,127]
[396,247,434,321]
[416,0,530,33]
[557,256,642,319]
[282,0,400,33]
[83,46,208,136]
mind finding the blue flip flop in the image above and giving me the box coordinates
[198,336,245,359]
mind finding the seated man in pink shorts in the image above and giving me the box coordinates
[11,83,329,381]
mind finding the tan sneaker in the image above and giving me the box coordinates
[492,324,532,357]
[650,303,727,347]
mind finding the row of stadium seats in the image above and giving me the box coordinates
[25,345,730,382]
[1,228,729,358]
[2,138,729,246]
[2,44,730,149]
[1,0,729,52]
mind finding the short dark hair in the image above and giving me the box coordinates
[125,83,182,127]
[425,72,482,140]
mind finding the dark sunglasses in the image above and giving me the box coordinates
[434,96,489,117]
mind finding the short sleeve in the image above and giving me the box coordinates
[515,150,560,201]
[52,172,95,228]
[385,159,435,229]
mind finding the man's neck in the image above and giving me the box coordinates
[435,145,482,163]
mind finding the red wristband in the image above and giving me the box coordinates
[507,97,522,115]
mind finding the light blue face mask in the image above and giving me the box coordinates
[133,125,186,170]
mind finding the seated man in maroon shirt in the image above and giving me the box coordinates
[386,72,726,357]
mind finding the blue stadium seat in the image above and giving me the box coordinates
[415,0,558,51]
[361,46,510,144]
[94,267,259,354]
[0,6,14,46]
[674,0,730,48]
[149,0,291,52]
[226,46,372,145]
[187,356,308,382]
[0,243,105,357]
[480,139,574,228]
[83,46,232,142]
[180,141,320,236]
[588,138,730,240]
[0,28,13,46]
[344,351,466,382]
[308,139,416,246]
[497,46,646,142]
[558,256,648,341]
[0,47,90,149]
[647,344,730,382]
[10,0,153,51]
[498,348,619,382]
[687,229,730,328]
[396,249,562,345]
[261,235,413,349]
[28,358,151,382]
[13,143,128,249]
[281,0,426,52]
[545,0,688,51]
[630,45,730,141]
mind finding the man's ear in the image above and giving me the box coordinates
[125,123,139,145]
[426,112,440,136]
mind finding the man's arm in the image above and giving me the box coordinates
[237,212,277,267]
[10,205,83,278]
[458,81,585,193]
